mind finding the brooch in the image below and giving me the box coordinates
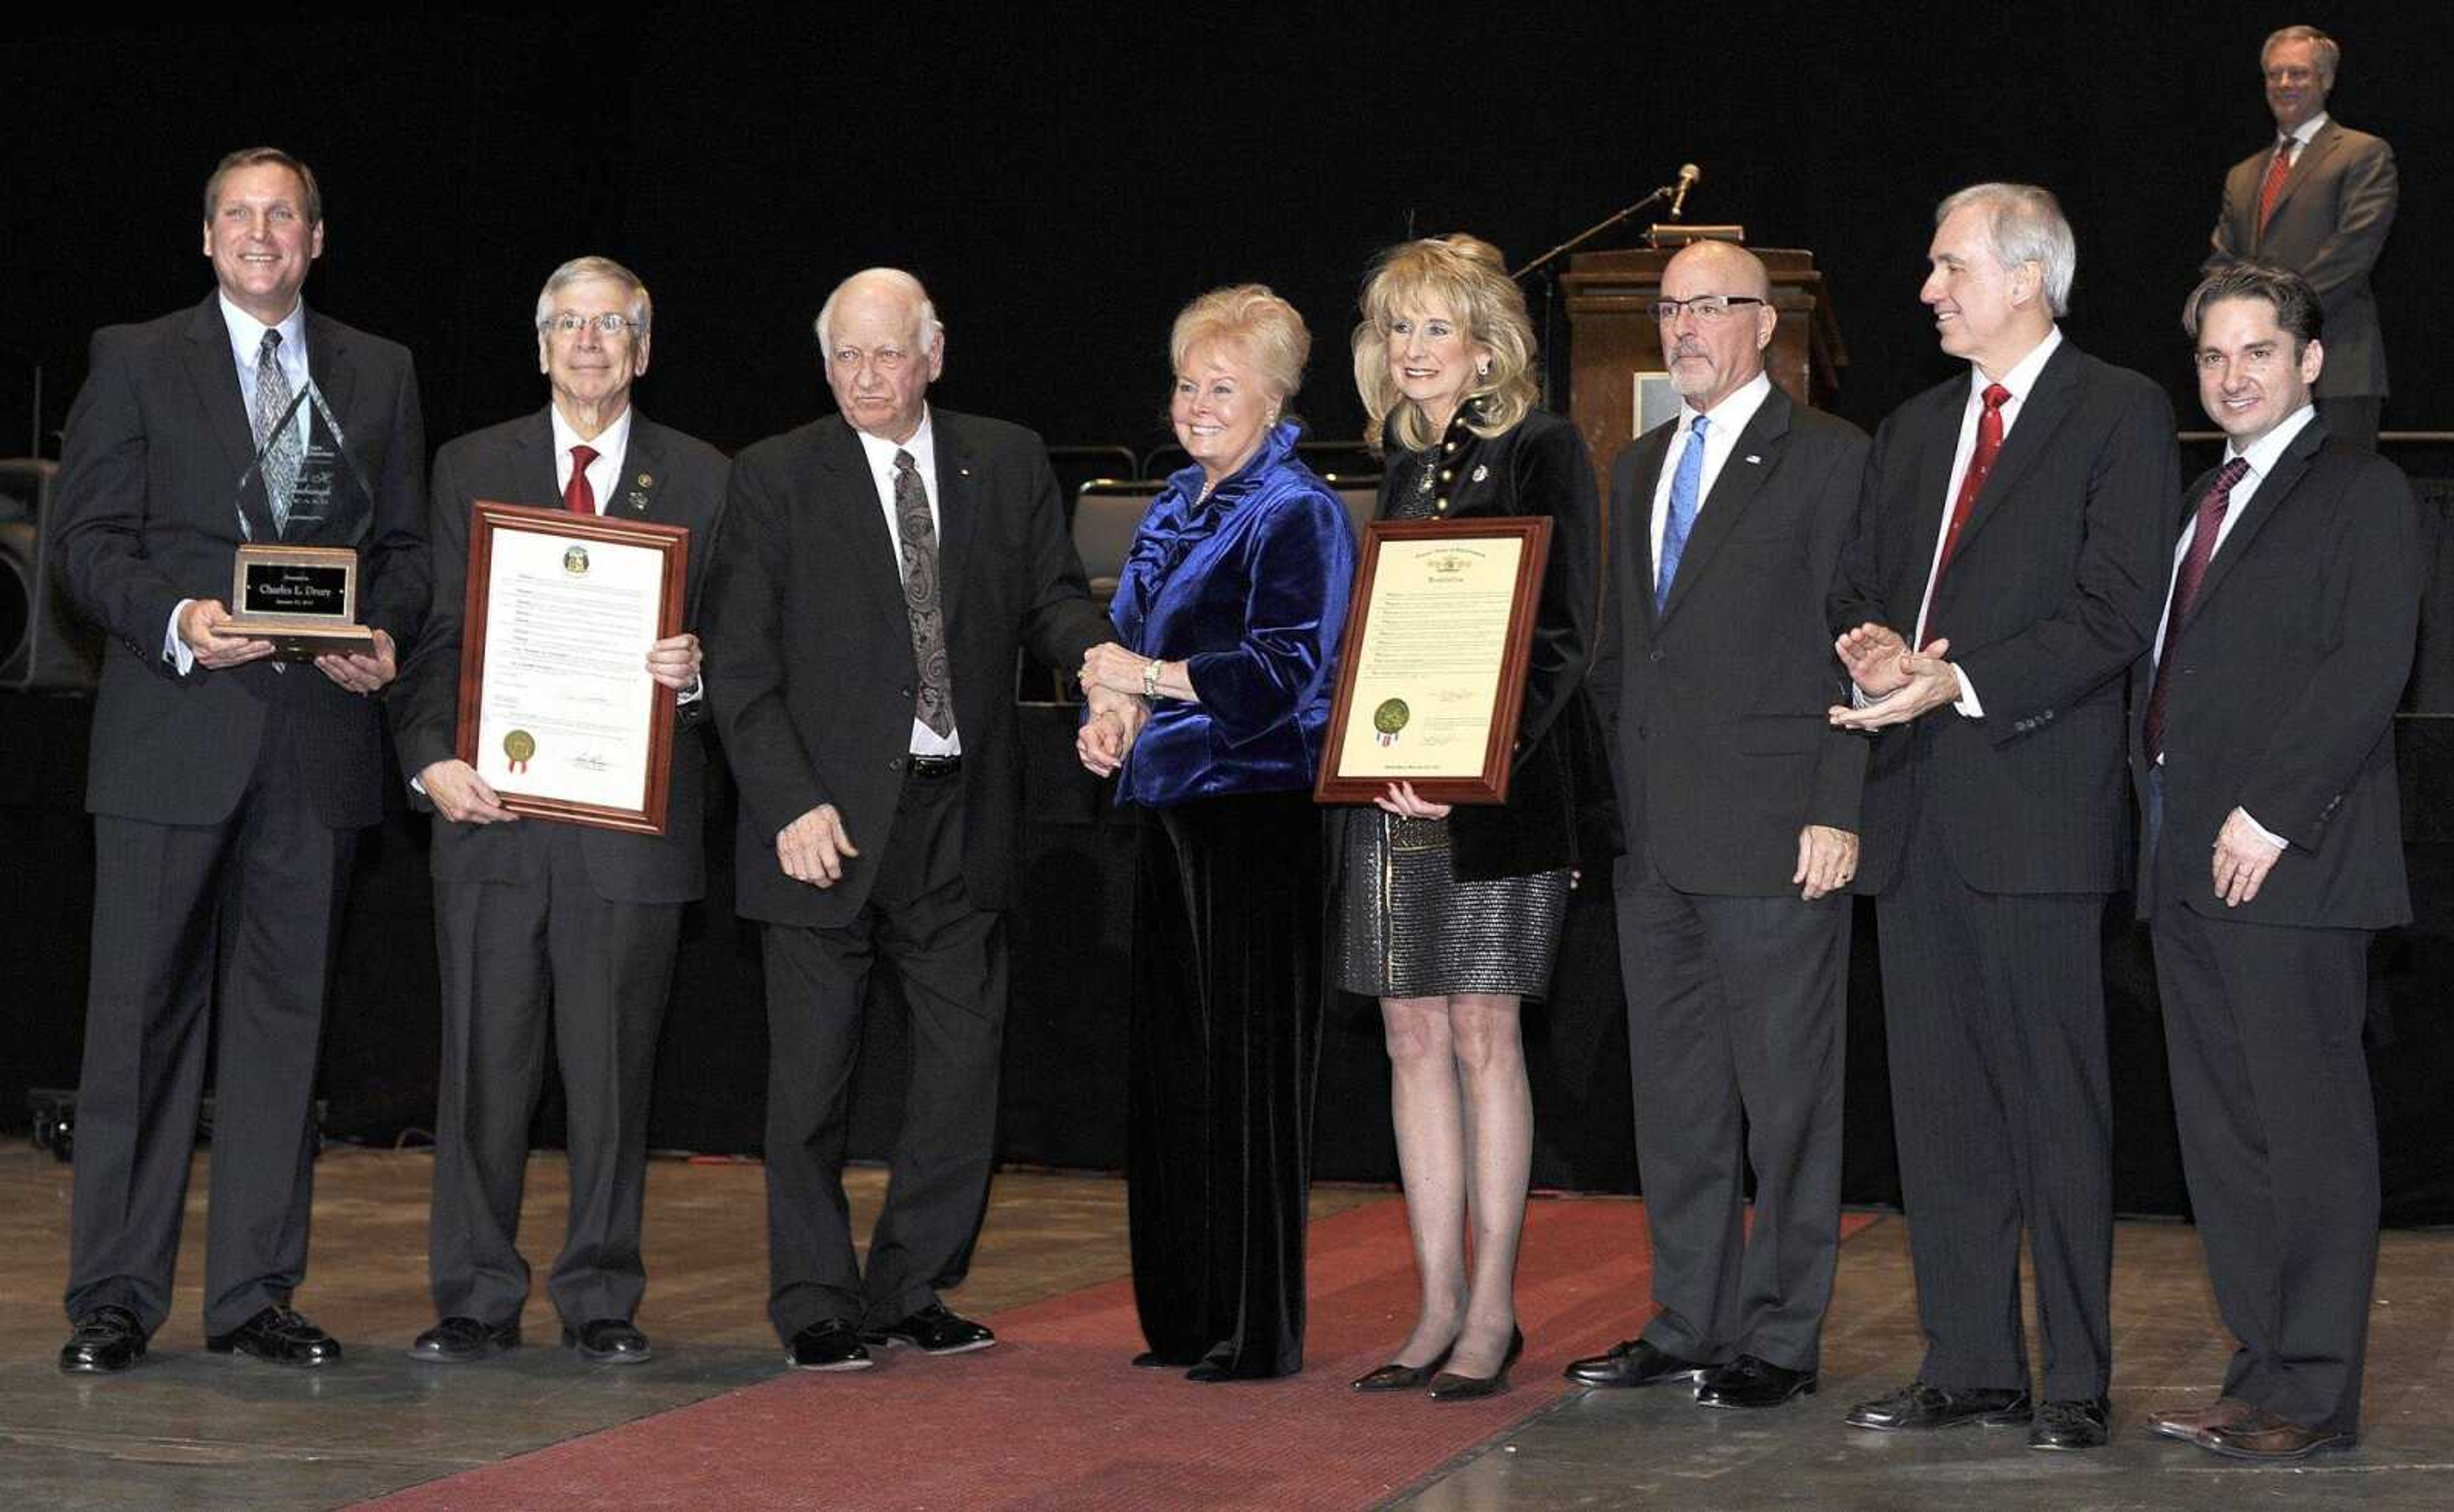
[1470,464,1489,483]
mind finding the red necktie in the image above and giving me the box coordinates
[1933,383,2010,587]
[564,443,599,515]
[2143,456,2252,760]
[2256,137,2296,238]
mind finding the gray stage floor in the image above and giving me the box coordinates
[3,1147,2448,1509]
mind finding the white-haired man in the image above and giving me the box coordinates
[390,256,729,1367]
[1828,183,2177,1450]
[702,269,1117,1371]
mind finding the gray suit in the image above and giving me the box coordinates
[390,408,728,1329]
[2209,120,2397,428]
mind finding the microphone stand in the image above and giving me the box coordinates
[1512,182,1678,412]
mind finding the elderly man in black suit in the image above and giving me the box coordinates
[2134,263,2418,1461]
[702,268,1119,1372]
[2207,24,2398,451]
[52,147,427,1373]
[1570,241,1869,1411]
[389,256,729,1366]
[1827,183,2176,1450]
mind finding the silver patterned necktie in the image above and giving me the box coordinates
[893,449,955,737]
[251,328,300,535]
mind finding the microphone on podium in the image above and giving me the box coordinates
[1669,163,1702,220]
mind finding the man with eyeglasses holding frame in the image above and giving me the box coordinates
[1573,240,1869,1411]
[389,255,729,1366]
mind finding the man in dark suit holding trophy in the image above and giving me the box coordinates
[390,256,727,1366]
[52,147,428,1372]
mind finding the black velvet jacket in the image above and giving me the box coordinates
[1378,404,1605,879]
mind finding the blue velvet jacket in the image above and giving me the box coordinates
[1109,422,1357,808]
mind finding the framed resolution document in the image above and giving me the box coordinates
[1313,517,1552,806]
[455,502,689,833]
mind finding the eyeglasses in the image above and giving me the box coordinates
[1653,295,1767,324]
[539,312,640,338]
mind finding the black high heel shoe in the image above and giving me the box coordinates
[1426,1327,1524,1401]
[1352,1340,1456,1392]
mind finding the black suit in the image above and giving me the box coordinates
[52,293,426,1337]
[2132,420,2418,1436]
[1828,336,2175,1401]
[390,408,728,1330]
[1591,383,1867,1373]
[701,408,1107,1340]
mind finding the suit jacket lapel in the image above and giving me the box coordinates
[609,416,663,520]
[1903,384,1960,608]
[513,409,559,506]
[2265,123,2339,233]
[180,295,259,482]
[2182,421,2322,630]
[1943,342,2081,567]
[929,416,976,629]
[304,309,356,429]
[821,420,905,619]
[1660,387,1791,626]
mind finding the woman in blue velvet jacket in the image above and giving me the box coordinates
[1077,284,1357,1381]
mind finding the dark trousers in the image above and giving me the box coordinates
[2315,396,2382,452]
[762,770,1004,1341]
[2152,902,2378,1435]
[1128,790,1324,1378]
[66,705,353,1336]
[1876,806,2114,1400]
[1617,850,1849,1373]
[428,822,680,1329]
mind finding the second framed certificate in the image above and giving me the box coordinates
[1313,516,1552,806]
[455,502,690,833]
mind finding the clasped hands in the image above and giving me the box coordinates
[1828,623,1958,730]
[1076,642,1154,777]
[417,633,702,827]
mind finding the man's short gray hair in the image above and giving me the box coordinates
[813,268,944,358]
[534,255,652,336]
[2262,24,2340,86]
[1936,182,2077,318]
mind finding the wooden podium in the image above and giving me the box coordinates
[1557,245,1846,484]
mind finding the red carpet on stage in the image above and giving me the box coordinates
[362,1196,1877,1511]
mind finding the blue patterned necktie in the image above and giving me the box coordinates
[1655,413,1708,612]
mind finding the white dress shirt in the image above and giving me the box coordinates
[852,408,961,756]
[1911,325,2067,717]
[1649,370,1773,585]
[550,403,633,511]
[2149,404,2317,850]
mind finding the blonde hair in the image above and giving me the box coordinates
[1352,234,1538,452]
[1169,284,1309,405]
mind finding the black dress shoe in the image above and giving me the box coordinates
[861,1302,994,1355]
[1562,1337,1708,1389]
[1427,1327,1524,1401]
[59,1306,147,1374]
[562,1318,652,1364]
[205,1305,343,1367]
[784,1318,874,1372]
[2197,1407,2355,1461]
[1845,1380,2031,1431]
[1695,1354,1817,1409]
[1353,1343,1453,1392]
[2027,1396,2111,1451]
[410,1316,520,1362]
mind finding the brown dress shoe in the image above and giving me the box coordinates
[2143,1394,2253,1442]
[2198,1407,2355,1462]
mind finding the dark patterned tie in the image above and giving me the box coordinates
[893,449,954,737]
[2143,456,2253,761]
[251,328,300,534]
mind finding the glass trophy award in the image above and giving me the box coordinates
[228,380,379,660]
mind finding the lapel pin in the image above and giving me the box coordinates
[1470,464,1488,482]
[626,491,649,511]
[637,473,653,488]
[1745,454,1762,465]
[959,466,972,477]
